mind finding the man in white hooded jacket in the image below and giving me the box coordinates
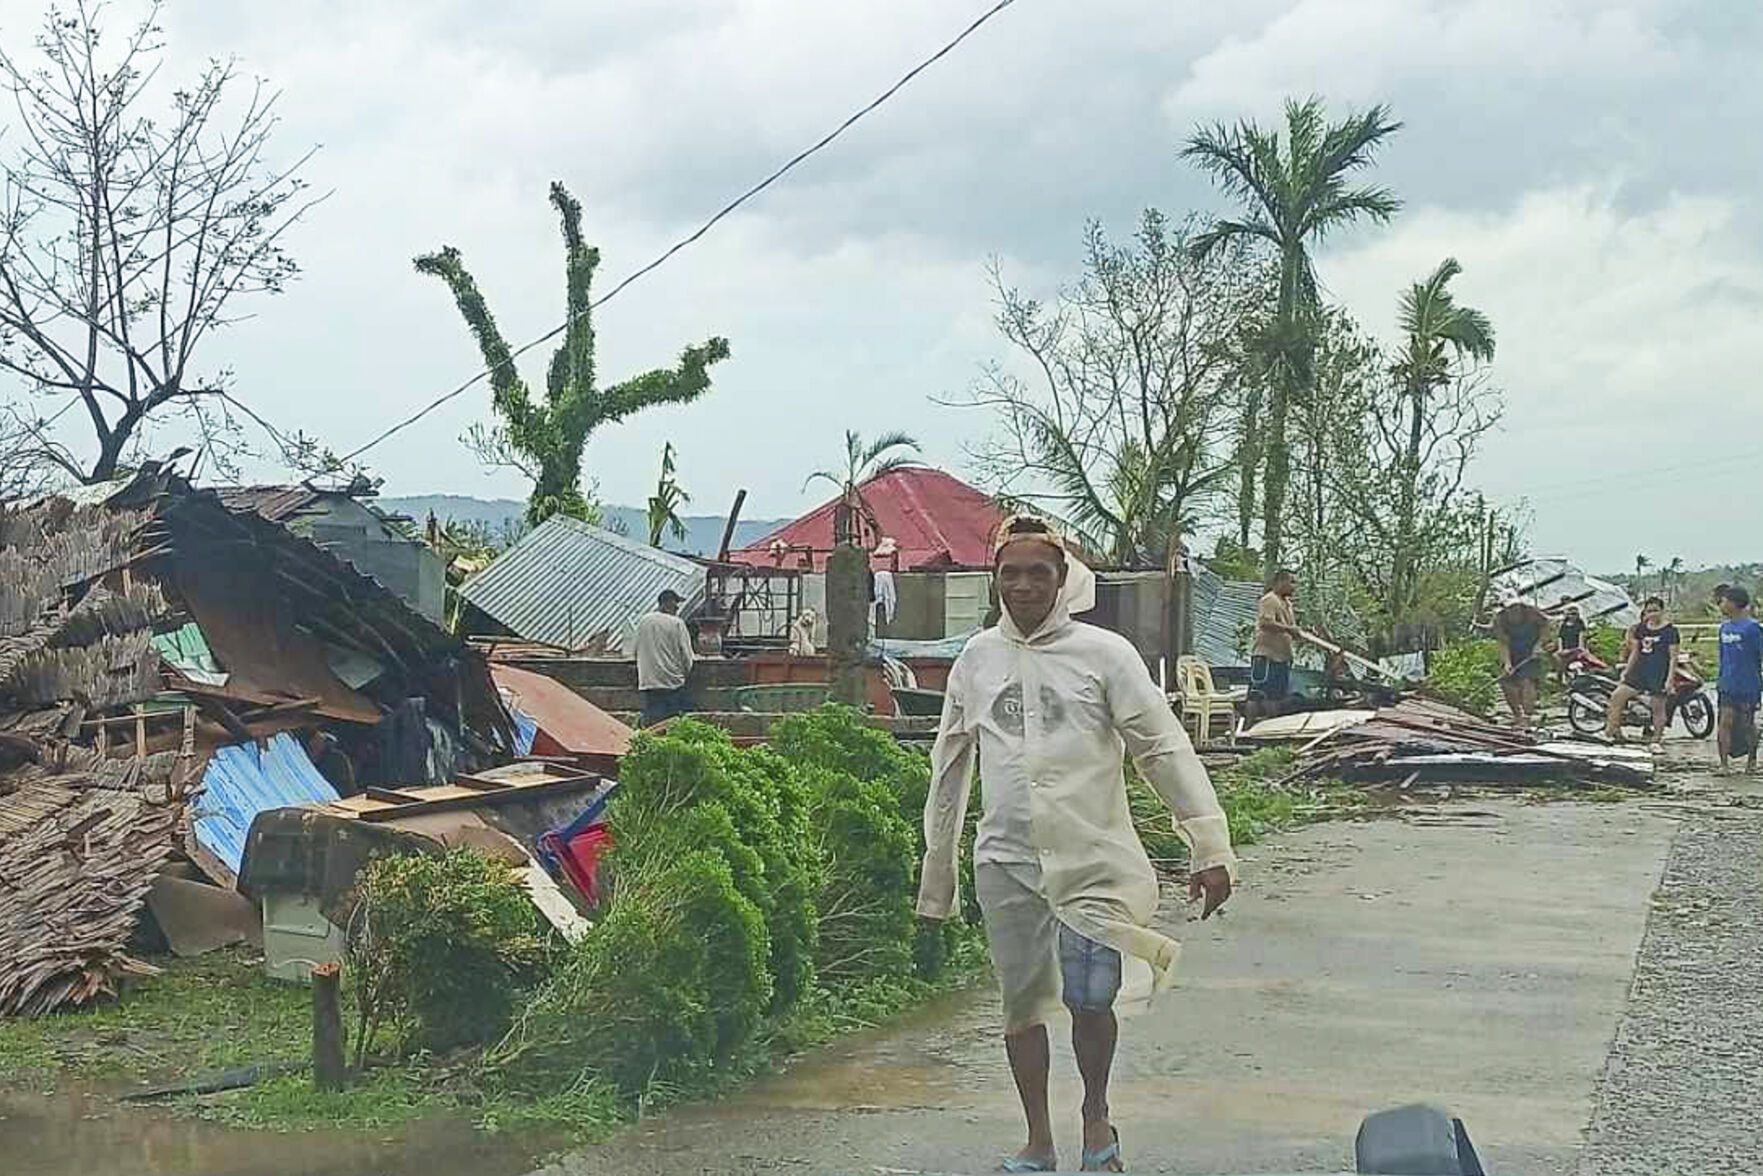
[917,517,1236,1173]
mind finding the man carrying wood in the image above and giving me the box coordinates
[1248,569,1301,722]
[918,515,1236,1173]
[1491,591,1550,731]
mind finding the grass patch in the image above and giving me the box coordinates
[202,1064,445,1131]
[1128,745,1347,866]
[0,949,308,1088]
[0,935,990,1141]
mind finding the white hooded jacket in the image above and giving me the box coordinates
[916,591,1237,1007]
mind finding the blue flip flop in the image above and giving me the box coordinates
[1001,1154,1058,1173]
[1081,1126,1123,1172]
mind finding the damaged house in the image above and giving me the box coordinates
[0,470,514,1017]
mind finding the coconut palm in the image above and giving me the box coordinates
[804,430,922,545]
[1387,257,1496,613]
[1183,97,1403,574]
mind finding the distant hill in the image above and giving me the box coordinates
[379,494,790,558]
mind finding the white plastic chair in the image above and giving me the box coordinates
[1175,655,1244,742]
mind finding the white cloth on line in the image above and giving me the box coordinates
[874,569,898,624]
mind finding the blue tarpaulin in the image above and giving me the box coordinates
[192,732,341,877]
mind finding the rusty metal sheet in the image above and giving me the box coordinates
[492,664,632,760]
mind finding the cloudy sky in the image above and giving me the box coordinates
[5,0,1758,572]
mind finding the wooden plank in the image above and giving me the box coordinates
[363,786,425,805]
[348,774,597,823]
[454,773,513,791]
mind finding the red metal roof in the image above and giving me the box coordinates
[728,467,1006,571]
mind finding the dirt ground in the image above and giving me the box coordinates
[537,783,1687,1175]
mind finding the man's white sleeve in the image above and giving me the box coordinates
[916,664,976,920]
[1108,645,1238,880]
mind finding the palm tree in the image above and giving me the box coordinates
[1387,258,1495,615]
[805,430,922,545]
[1665,555,1684,600]
[645,443,691,547]
[1184,97,1403,575]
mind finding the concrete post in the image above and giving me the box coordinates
[825,542,870,707]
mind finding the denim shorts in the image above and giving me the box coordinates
[975,861,1122,1030]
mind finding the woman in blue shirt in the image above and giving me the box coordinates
[1716,585,1762,774]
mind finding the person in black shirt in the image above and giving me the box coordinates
[1553,603,1587,684]
[1605,595,1678,743]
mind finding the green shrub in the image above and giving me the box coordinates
[804,767,918,985]
[1587,623,1626,666]
[770,705,931,832]
[346,849,548,1060]
[615,720,818,1013]
[1426,638,1503,716]
[770,706,972,981]
[491,848,768,1095]
[484,709,976,1112]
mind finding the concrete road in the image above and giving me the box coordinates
[539,797,1673,1176]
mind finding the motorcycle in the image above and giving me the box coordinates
[1565,646,1714,739]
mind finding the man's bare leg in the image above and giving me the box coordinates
[1718,705,1734,771]
[1071,1009,1121,1170]
[1501,679,1527,730]
[1649,694,1668,745]
[1004,1024,1056,1168]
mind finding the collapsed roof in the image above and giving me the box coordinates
[0,469,510,1015]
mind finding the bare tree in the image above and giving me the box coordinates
[0,0,321,484]
[953,211,1269,566]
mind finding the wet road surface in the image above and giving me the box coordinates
[537,796,1674,1176]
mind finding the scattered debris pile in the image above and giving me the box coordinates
[0,470,521,1016]
[1245,698,1655,788]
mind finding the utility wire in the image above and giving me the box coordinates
[339,0,1023,465]
[1512,447,1763,506]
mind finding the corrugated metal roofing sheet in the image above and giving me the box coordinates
[729,467,1007,571]
[461,516,706,653]
[213,485,321,522]
[192,733,341,877]
[1189,563,1262,669]
[492,664,633,759]
[1492,556,1639,627]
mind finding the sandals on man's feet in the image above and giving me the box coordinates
[1081,1126,1123,1172]
[1001,1153,1058,1173]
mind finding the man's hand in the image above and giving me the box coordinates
[1189,865,1232,919]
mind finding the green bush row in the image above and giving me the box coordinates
[348,707,973,1103]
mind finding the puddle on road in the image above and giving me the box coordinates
[0,1090,544,1176]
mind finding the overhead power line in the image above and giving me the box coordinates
[340,0,1023,465]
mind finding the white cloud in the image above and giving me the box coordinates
[1168,0,1681,116]
[1321,183,1762,569]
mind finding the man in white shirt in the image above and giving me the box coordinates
[917,516,1236,1173]
[634,588,695,726]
